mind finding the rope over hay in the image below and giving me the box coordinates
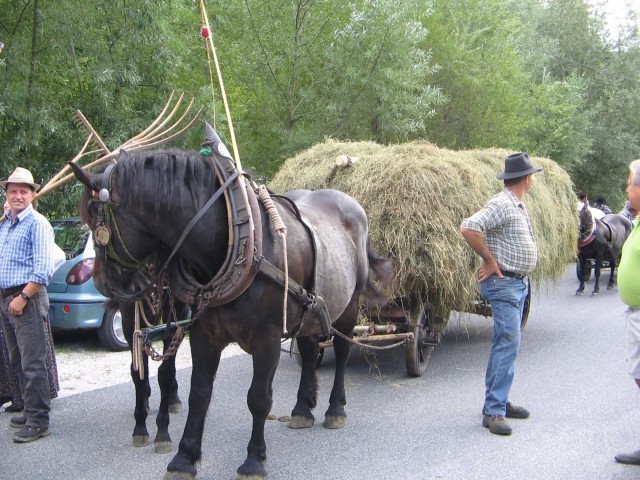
[269,139,577,317]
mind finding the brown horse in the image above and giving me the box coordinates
[577,204,632,296]
[70,125,394,480]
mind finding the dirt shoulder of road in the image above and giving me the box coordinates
[53,334,244,399]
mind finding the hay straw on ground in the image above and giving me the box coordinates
[269,139,577,317]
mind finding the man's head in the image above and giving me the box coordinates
[578,192,587,202]
[0,167,39,216]
[497,152,542,194]
[627,160,640,212]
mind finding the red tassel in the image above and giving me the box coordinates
[201,25,210,39]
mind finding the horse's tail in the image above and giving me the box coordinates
[364,241,397,309]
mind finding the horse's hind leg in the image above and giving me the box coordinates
[288,335,319,429]
[237,335,280,480]
[154,343,180,454]
[324,305,357,430]
[607,261,617,290]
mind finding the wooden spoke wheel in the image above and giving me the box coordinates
[405,305,436,377]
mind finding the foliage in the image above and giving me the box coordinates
[0,0,639,217]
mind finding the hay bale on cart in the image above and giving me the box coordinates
[270,140,577,376]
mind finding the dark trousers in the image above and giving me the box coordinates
[0,287,51,428]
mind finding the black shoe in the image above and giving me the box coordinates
[5,402,24,413]
[12,425,49,443]
[615,450,640,465]
[506,402,530,419]
[10,415,27,428]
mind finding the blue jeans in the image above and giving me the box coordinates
[479,275,528,416]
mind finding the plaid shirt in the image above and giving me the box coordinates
[0,204,54,288]
[461,188,538,275]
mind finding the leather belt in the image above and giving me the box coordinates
[501,271,526,280]
[0,284,27,297]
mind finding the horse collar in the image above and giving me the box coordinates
[579,222,596,247]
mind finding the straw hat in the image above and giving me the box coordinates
[0,167,40,190]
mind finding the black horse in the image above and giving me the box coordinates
[576,204,632,296]
[107,292,190,453]
[71,126,394,480]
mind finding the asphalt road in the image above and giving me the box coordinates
[1,264,639,480]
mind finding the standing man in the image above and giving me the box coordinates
[459,152,542,436]
[0,167,55,443]
[615,159,640,465]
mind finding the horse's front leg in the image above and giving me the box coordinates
[164,334,221,480]
[154,340,181,454]
[592,258,601,296]
[237,333,281,480]
[288,335,319,429]
[131,356,152,447]
[576,255,586,295]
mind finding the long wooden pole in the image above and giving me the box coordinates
[200,0,242,172]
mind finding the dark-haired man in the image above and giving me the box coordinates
[460,152,542,436]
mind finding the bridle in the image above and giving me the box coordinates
[87,160,240,302]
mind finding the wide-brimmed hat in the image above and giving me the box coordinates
[496,152,543,180]
[0,167,40,191]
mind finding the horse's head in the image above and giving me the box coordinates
[578,203,595,243]
[70,160,164,302]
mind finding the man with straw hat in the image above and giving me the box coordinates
[460,152,542,436]
[0,167,55,443]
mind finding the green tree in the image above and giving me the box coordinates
[215,0,443,178]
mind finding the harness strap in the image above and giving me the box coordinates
[157,169,239,274]
[256,257,331,337]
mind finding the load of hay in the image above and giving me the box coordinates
[269,139,577,317]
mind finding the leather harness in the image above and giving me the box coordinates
[91,149,332,338]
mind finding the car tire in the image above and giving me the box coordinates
[97,309,129,351]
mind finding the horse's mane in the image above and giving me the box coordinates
[119,149,218,216]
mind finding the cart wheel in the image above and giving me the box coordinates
[291,337,325,368]
[406,304,436,377]
[405,325,432,377]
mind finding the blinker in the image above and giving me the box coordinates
[98,188,110,202]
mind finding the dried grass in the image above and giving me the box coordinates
[269,139,577,316]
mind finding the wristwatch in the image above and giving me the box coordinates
[20,291,29,301]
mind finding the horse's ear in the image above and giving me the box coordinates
[118,149,129,161]
[69,162,100,191]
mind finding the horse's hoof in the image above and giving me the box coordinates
[169,402,183,414]
[592,292,599,297]
[575,291,583,296]
[162,472,195,480]
[236,474,267,480]
[607,285,614,291]
[132,435,149,447]
[154,440,172,454]
[237,459,267,480]
[323,415,346,429]
[287,415,314,429]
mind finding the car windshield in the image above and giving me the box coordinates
[51,220,90,259]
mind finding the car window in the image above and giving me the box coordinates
[51,220,91,259]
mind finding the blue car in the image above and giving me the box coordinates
[47,217,128,351]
